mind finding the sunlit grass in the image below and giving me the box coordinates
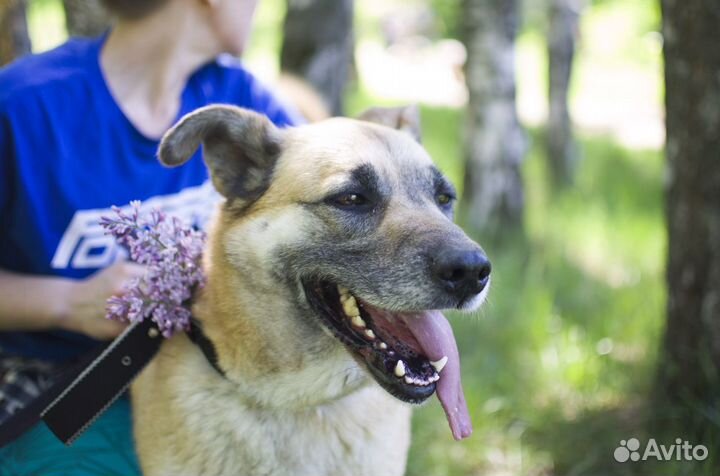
[397,104,666,474]
[244,0,285,78]
[27,0,66,53]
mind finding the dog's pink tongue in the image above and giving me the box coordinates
[400,311,472,440]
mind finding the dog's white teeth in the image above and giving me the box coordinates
[398,373,435,386]
[378,342,388,350]
[364,329,376,340]
[430,356,448,373]
[342,296,360,318]
[394,363,436,386]
[337,285,349,296]
[394,360,406,377]
[351,315,366,328]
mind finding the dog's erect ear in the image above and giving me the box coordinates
[158,105,282,202]
[357,105,422,142]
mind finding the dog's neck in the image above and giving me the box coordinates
[190,232,368,409]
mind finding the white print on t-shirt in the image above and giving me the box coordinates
[51,181,221,270]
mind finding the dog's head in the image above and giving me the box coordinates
[159,105,490,439]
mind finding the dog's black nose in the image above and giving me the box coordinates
[432,249,491,299]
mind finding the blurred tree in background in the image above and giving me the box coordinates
[61,0,109,37]
[0,0,31,65]
[461,0,526,236]
[658,0,720,432]
[280,0,354,116]
[546,0,582,186]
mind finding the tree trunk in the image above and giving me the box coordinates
[280,0,354,116]
[546,0,581,186]
[62,0,110,37]
[462,0,525,235]
[0,0,32,66]
[658,0,720,417]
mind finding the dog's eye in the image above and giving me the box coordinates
[436,193,455,206]
[334,193,368,207]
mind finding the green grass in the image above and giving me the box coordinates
[345,61,669,475]
[391,105,669,475]
[27,0,66,53]
[340,2,671,471]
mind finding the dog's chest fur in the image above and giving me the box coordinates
[132,337,412,476]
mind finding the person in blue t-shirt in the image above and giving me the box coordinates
[0,0,301,473]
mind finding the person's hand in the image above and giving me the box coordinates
[61,262,146,340]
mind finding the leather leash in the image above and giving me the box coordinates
[0,317,222,447]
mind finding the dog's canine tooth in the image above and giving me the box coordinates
[337,285,349,296]
[378,342,388,350]
[364,329,376,340]
[342,296,360,317]
[394,360,406,377]
[351,315,366,328]
[430,356,448,373]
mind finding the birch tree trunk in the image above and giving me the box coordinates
[462,0,525,235]
[658,0,720,415]
[0,0,32,66]
[546,0,581,186]
[280,0,354,116]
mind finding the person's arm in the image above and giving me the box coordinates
[0,262,144,340]
[0,107,142,340]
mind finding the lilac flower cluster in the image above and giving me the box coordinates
[100,201,207,337]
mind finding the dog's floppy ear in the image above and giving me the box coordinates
[357,105,422,142]
[158,105,282,203]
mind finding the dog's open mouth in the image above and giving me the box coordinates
[303,279,472,440]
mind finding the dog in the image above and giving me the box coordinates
[131,105,491,476]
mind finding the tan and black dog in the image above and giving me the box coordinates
[131,105,491,476]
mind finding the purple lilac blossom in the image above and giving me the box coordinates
[100,200,207,337]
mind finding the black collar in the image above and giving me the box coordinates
[186,318,226,378]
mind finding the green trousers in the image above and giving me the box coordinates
[0,398,141,476]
